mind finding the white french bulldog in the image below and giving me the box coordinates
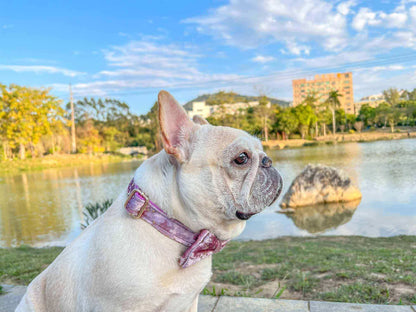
[17,91,283,312]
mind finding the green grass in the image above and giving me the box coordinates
[0,245,63,284]
[1,236,415,305]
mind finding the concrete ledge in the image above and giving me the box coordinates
[310,300,414,312]
[2,285,415,312]
[0,285,26,312]
[214,296,309,312]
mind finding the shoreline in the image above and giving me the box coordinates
[263,129,416,149]
[0,153,143,175]
[1,236,415,305]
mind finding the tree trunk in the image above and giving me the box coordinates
[323,124,327,137]
[2,141,8,160]
[331,108,336,136]
[19,143,26,160]
[264,116,268,142]
[315,121,318,137]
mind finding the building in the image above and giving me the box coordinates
[185,101,213,119]
[185,100,266,118]
[354,93,386,114]
[292,72,354,114]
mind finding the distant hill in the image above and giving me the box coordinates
[183,91,290,109]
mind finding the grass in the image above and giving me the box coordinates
[0,236,415,305]
[0,153,141,174]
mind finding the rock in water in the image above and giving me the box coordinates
[280,164,362,208]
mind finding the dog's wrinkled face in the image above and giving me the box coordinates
[180,126,283,222]
[158,91,283,239]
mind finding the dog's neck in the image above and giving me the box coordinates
[132,150,198,232]
[131,150,245,240]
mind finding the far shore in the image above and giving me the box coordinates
[263,128,416,149]
[0,153,142,175]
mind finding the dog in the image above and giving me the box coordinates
[16,91,283,312]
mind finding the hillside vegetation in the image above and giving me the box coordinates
[184,91,290,108]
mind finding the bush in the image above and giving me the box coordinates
[81,199,113,229]
[289,134,302,140]
[348,129,355,134]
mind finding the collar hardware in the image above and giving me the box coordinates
[125,188,149,219]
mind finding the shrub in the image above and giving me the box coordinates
[289,134,302,140]
[81,199,113,229]
[349,129,355,134]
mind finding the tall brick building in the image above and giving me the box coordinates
[292,72,354,114]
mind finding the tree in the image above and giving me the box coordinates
[293,104,315,139]
[375,103,391,128]
[382,88,400,106]
[324,90,343,136]
[302,92,320,136]
[346,114,356,130]
[335,109,346,132]
[253,96,276,142]
[358,104,376,127]
[275,108,299,140]
[0,84,66,159]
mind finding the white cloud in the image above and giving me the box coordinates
[183,0,350,54]
[52,40,241,97]
[0,65,85,77]
[352,8,382,31]
[252,55,275,63]
[337,0,357,15]
[352,6,410,30]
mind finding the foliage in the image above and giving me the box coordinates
[0,84,66,159]
[274,108,299,139]
[383,88,400,106]
[81,199,114,229]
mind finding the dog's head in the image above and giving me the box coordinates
[158,91,283,240]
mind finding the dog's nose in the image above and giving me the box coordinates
[261,156,272,168]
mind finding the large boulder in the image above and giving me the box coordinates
[280,164,362,208]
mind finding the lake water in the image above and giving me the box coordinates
[0,139,415,247]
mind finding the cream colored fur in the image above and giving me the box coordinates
[16,91,282,312]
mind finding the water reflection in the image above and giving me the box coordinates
[0,139,415,246]
[279,199,361,234]
[0,161,141,247]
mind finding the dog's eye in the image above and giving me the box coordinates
[234,152,249,165]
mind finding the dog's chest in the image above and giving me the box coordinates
[155,259,212,310]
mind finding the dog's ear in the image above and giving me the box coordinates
[158,90,195,161]
[192,115,209,125]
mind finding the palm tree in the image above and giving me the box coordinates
[325,90,343,136]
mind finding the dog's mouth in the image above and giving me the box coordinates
[236,211,257,220]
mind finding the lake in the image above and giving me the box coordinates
[1,139,415,247]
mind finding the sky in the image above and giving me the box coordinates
[1,0,416,114]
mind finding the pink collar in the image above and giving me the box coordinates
[125,179,229,268]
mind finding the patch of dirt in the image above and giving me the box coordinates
[388,283,416,302]
[369,273,387,281]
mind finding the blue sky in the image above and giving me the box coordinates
[1,0,416,114]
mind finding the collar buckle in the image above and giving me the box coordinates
[125,188,149,218]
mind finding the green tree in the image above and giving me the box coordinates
[335,109,346,132]
[293,104,316,139]
[324,90,343,136]
[382,88,400,106]
[275,108,299,140]
[302,92,320,136]
[358,104,376,127]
